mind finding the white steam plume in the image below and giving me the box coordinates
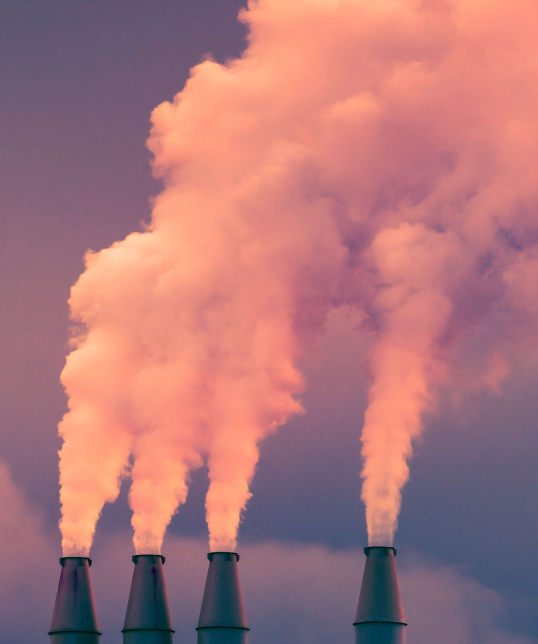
[59,0,538,553]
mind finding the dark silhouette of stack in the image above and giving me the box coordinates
[48,544,408,643]
[197,552,249,644]
[122,554,175,644]
[49,556,101,644]
[354,547,406,644]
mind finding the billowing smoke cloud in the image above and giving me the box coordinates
[59,0,538,554]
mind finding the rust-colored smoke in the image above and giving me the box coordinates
[59,0,538,555]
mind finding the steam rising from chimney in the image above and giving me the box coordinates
[59,0,538,554]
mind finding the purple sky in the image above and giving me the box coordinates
[1,1,538,642]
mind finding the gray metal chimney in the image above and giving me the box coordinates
[49,556,101,644]
[354,547,406,644]
[122,554,174,644]
[197,552,249,644]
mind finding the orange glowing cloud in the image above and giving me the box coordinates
[59,0,538,554]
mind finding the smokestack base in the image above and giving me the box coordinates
[49,557,100,644]
[123,554,174,644]
[354,547,406,644]
[197,630,248,644]
[354,623,405,644]
[50,636,100,644]
[123,633,173,644]
[197,552,248,644]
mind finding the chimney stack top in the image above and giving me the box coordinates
[207,552,239,562]
[364,546,397,557]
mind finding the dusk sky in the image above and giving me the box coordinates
[1,1,538,643]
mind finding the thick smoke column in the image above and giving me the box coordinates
[59,0,538,554]
[361,225,459,544]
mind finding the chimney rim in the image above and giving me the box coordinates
[48,629,102,636]
[122,627,175,634]
[353,620,407,626]
[59,556,92,567]
[207,551,240,562]
[196,625,250,632]
[132,554,166,565]
[364,546,397,556]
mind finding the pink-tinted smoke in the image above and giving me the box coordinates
[58,0,538,554]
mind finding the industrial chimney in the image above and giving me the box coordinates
[122,554,174,644]
[354,546,406,644]
[49,556,101,644]
[197,552,249,644]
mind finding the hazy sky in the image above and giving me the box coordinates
[0,1,537,643]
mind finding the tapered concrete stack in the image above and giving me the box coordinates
[197,552,249,644]
[354,547,406,644]
[122,554,174,644]
[49,556,101,644]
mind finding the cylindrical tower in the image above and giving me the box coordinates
[122,554,174,644]
[49,556,101,644]
[354,546,406,644]
[197,552,249,644]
